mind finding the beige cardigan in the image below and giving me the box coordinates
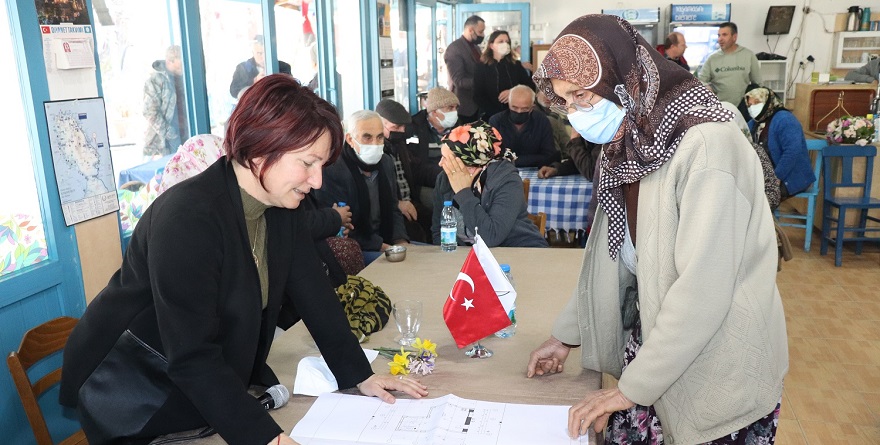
[553,121,788,444]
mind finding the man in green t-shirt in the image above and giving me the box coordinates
[698,22,762,107]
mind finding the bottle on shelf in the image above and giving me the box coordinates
[494,264,517,338]
[336,202,347,237]
[440,201,457,252]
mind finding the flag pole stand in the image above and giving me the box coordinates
[464,341,493,359]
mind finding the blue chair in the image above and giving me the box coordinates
[819,144,880,266]
[774,139,824,252]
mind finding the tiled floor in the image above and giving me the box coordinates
[775,222,880,445]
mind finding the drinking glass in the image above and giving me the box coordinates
[393,300,422,346]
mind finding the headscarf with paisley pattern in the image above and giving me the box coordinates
[533,14,734,260]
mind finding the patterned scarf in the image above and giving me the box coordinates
[441,120,515,166]
[745,86,785,145]
[533,14,734,259]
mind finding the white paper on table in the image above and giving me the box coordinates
[290,392,589,445]
[293,349,379,396]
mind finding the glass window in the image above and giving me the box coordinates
[275,1,317,89]
[415,4,434,94]
[93,1,189,182]
[436,2,452,94]
[390,0,409,111]
[199,0,265,136]
[1,6,48,276]
[332,0,364,119]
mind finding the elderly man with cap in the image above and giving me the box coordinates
[408,87,457,204]
[375,98,431,242]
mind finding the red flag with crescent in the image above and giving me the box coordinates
[442,239,512,348]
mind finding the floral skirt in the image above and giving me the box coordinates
[605,321,781,445]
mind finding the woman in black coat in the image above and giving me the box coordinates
[59,75,427,445]
[474,30,536,120]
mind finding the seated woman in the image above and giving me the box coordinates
[60,75,426,445]
[744,86,816,199]
[431,121,548,248]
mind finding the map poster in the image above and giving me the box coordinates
[44,97,118,226]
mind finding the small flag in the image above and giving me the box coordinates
[442,235,515,348]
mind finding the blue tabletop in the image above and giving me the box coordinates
[117,155,173,187]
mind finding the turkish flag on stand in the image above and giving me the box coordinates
[443,236,514,348]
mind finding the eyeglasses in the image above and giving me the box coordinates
[549,90,596,115]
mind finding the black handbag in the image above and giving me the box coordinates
[78,330,174,443]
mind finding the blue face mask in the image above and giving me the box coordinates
[568,98,626,144]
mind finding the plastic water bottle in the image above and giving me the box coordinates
[440,200,457,252]
[494,264,517,338]
[336,202,346,237]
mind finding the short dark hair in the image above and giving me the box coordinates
[464,15,484,29]
[719,22,737,34]
[225,74,343,187]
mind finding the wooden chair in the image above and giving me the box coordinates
[774,139,824,252]
[7,316,87,445]
[522,178,530,203]
[819,145,880,266]
[527,211,547,237]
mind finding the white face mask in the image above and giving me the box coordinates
[438,110,458,129]
[354,140,384,165]
[494,42,511,57]
[747,103,765,119]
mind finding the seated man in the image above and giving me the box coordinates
[409,87,456,203]
[488,85,559,168]
[375,98,432,242]
[313,111,409,263]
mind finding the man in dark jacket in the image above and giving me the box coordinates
[488,85,559,169]
[313,110,409,263]
[443,15,485,123]
[408,87,455,204]
[229,36,292,98]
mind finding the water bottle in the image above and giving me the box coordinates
[440,201,457,252]
[336,202,346,237]
[494,264,517,338]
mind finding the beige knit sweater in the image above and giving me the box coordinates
[553,120,788,444]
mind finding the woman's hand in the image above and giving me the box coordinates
[567,388,635,438]
[440,153,477,194]
[526,336,571,377]
[267,434,299,445]
[398,200,418,221]
[538,166,558,179]
[498,89,511,104]
[357,374,429,403]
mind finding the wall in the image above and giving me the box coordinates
[481,0,880,84]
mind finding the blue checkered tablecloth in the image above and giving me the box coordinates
[518,167,593,232]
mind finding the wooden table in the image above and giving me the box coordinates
[167,245,601,444]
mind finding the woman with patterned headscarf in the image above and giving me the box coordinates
[430,120,547,247]
[524,15,787,445]
[744,85,815,199]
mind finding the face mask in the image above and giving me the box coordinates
[748,103,765,119]
[509,110,530,125]
[438,110,458,129]
[472,31,484,45]
[568,98,626,144]
[494,42,511,57]
[387,130,407,142]
[354,141,384,165]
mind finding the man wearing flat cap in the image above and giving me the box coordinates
[375,99,431,242]
[408,87,457,208]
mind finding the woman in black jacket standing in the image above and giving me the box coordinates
[60,75,427,445]
[474,30,536,120]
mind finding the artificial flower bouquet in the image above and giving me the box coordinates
[376,338,438,376]
[826,115,874,146]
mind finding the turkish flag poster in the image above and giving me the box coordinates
[443,237,512,348]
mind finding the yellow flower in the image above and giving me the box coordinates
[388,350,410,375]
[412,338,438,356]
